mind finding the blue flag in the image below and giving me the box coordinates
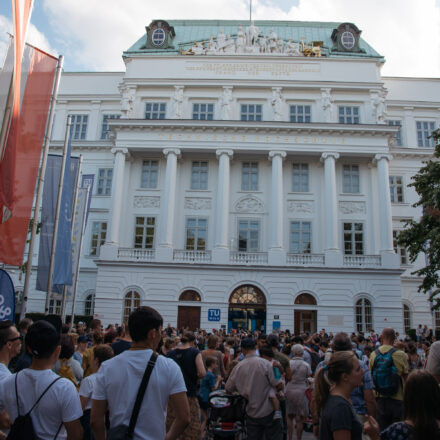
[0,269,15,321]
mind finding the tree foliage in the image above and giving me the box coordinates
[398,129,440,307]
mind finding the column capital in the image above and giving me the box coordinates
[320,152,340,163]
[373,153,393,164]
[111,147,129,156]
[163,148,181,158]
[268,150,286,161]
[216,149,234,159]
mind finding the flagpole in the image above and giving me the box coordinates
[71,184,90,327]
[61,154,82,322]
[20,55,64,321]
[45,114,71,314]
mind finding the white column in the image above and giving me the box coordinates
[268,151,286,265]
[373,154,398,268]
[157,148,181,262]
[213,149,233,264]
[100,147,128,259]
[320,152,342,266]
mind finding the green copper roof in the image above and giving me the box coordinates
[123,19,383,60]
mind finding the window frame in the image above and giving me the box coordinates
[237,218,260,252]
[96,168,113,196]
[141,160,159,189]
[338,106,360,124]
[49,299,62,315]
[289,104,311,123]
[289,220,312,254]
[190,161,209,190]
[393,230,408,265]
[416,120,436,148]
[389,175,404,203]
[343,222,364,255]
[84,293,95,316]
[240,104,263,122]
[145,102,167,120]
[355,297,372,333]
[403,303,412,334]
[192,103,214,121]
[241,162,259,191]
[292,163,309,192]
[386,120,402,146]
[342,164,360,194]
[134,216,156,249]
[100,114,121,139]
[185,217,208,251]
[69,114,89,140]
[123,290,141,323]
[90,221,107,256]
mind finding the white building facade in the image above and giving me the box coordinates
[8,20,440,334]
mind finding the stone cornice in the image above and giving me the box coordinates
[390,147,435,159]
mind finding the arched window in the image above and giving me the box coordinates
[435,309,440,331]
[295,293,317,305]
[15,289,23,305]
[229,285,266,305]
[403,303,412,334]
[84,293,95,316]
[49,299,62,315]
[123,290,141,322]
[179,290,201,302]
[355,297,372,333]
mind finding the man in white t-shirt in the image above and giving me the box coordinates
[0,320,21,382]
[0,320,83,439]
[91,306,190,440]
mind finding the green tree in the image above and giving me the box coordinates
[398,129,440,307]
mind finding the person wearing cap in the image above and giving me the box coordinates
[73,335,88,364]
[0,321,83,439]
[225,338,283,439]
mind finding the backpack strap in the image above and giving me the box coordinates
[14,373,20,417]
[54,421,63,439]
[27,376,63,415]
[126,352,158,439]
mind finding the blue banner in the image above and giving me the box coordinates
[0,269,15,321]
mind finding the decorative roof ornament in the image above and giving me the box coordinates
[181,23,324,57]
[144,20,175,49]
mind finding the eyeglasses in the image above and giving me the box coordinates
[7,336,23,343]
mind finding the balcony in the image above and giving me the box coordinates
[343,255,381,268]
[173,250,212,263]
[287,253,325,266]
[118,248,155,261]
[230,252,268,265]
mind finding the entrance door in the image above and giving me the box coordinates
[294,310,317,334]
[177,306,201,331]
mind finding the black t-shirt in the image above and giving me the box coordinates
[319,395,363,440]
[111,339,132,356]
[167,347,200,397]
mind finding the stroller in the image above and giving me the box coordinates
[205,390,247,439]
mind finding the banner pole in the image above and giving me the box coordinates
[20,55,63,321]
[61,154,82,322]
[71,184,90,327]
[45,113,71,314]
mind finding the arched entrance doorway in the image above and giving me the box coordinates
[294,293,317,334]
[228,285,266,332]
[177,290,201,331]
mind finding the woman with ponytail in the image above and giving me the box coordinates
[364,369,440,439]
[314,351,364,439]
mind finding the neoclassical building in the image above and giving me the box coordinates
[7,19,440,333]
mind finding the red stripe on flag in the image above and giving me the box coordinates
[0,47,57,266]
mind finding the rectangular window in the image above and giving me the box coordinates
[387,120,402,146]
[292,163,309,192]
[389,176,404,203]
[416,121,435,147]
[238,220,260,252]
[338,106,360,124]
[70,114,88,140]
[343,165,360,193]
[185,218,207,250]
[145,102,166,120]
[134,217,156,249]
[141,160,159,189]
[90,222,107,256]
[97,168,113,196]
[393,230,408,265]
[343,222,364,255]
[192,103,214,120]
[191,161,208,190]
[290,221,311,254]
[101,114,121,139]
[241,104,262,121]
[241,162,259,191]
[290,105,311,123]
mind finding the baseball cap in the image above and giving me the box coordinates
[77,335,88,343]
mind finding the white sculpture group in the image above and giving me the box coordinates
[187,22,303,56]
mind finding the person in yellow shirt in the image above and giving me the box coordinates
[369,328,408,431]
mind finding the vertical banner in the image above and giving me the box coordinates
[66,187,89,296]
[35,154,79,292]
[81,174,94,223]
[0,269,15,321]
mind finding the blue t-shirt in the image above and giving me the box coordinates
[199,371,216,402]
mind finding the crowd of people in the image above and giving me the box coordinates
[0,308,439,439]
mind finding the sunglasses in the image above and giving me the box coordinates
[7,336,23,343]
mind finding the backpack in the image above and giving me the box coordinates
[371,347,401,397]
[304,346,320,374]
[58,359,79,390]
[7,373,62,440]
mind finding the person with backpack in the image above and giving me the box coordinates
[369,328,408,431]
[0,320,83,439]
[54,334,84,389]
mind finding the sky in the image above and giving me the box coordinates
[0,0,439,77]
